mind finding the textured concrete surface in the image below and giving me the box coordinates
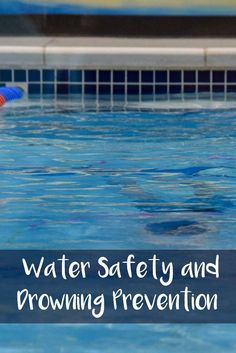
[0,37,236,67]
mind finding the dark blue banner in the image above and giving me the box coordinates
[0,250,235,323]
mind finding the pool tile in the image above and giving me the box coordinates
[184,85,196,93]
[141,71,154,83]
[113,71,125,83]
[170,71,181,83]
[155,71,167,83]
[29,70,40,82]
[57,84,69,94]
[14,70,26,82]
[198,71,210,83]
[199,85,210,92]
[227,85,236,92]
[43,84,55,95]
[85,84,96,94]
[170,85,182,94]
[114,85,125,95]
[213,85,224,92]
[0,70,12,82]
[99,71,111,83]
[227,71,236,83]
[43,70,55,82]
[84,71,97,83]
[127,71,139,83]
[28,84,41,95]
[142,85,153,95]
[213,71,225,83]
[155,85,167,94]
[184,71,196,83]
[70,70,82,82]
[0,67,234,98]
[57,70,69,82]
[99,85,111,95]
[69,85,82,94]
[127,85,139,95]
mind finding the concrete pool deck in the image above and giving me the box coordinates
[0,37,236,68]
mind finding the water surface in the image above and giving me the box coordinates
[0,100,235,352]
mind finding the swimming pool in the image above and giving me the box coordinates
[0,99,235,352]
[0,100,236,250]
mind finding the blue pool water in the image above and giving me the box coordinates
[0,100,236,351]
[0,101,236,250]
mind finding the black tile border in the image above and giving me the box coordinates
[2,68,236,97]
[0,15,236,37]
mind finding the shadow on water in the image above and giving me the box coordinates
[107,165,235,237]
[146,220,208,236]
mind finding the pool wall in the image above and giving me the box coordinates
[1,37,236,98]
